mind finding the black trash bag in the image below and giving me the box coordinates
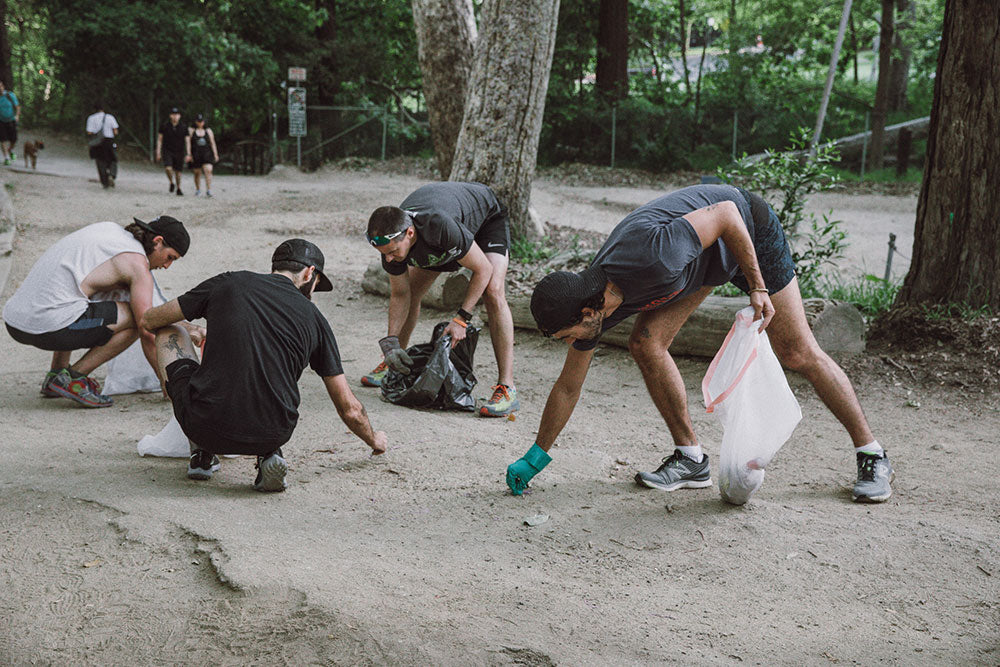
[381,321,479,411]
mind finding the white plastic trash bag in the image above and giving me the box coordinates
[104,277,168,395]
[702,306,802,505]
[137,415,190,458]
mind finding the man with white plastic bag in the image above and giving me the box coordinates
[515,184,893,503]
[703,307,802,504]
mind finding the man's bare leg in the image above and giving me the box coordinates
[482,252,514,387]
[153,324,198,379]
[398,266,438,347]
[766,277,875,447]
[627,286,714,447]
[68,302,140,376]
[50,351,71,371]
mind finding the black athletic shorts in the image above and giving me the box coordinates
[5,301,117,351]
[0,120,16,144]
[162,150,185,171]
[165,358,288,456]
[427,203,510,273]
[730,188,797,295]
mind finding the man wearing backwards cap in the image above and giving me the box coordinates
[508,184,893,504]
[141,239,387,491]
[156,107,188,195]
[3,215,193,408]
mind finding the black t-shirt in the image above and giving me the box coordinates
[159,121,188,155]
[177,271,344,443]
[574,184,754,351]
[381,182,503,275]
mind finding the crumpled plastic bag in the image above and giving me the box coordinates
[104,277,168,395]
[702,306,802,505]
[381,321,478,411]
[137,415,190,457]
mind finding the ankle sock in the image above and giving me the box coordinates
[855,441,884,457]
[678,444,704,462]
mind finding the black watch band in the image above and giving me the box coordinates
[456,308,473,323]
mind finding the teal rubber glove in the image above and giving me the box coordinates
[506,444,552,495]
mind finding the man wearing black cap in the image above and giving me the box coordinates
[3,216,192,407]
[156,107,187,195]
[507,184,893,504]
[141,239,387,491]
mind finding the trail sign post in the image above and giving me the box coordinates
[288,86,306,167]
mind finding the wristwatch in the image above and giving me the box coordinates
[456,308,473,323]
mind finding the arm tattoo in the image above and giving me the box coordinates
[640,327,651,339]
[703,203,721,212]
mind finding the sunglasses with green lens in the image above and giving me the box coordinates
[368,229,406,247]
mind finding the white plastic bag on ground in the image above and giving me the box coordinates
[137,415,190,458]
[702,306,802,505]
[104,277,168,395]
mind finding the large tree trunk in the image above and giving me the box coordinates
[896,0,1000,311]
[449,0,559,239]
[868,0,895,171]
[0,0,12,89]
[887,0,913,112]
[411,0,477,178]
[315,0,338,105]
[595,0,628,101]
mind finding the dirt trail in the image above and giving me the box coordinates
[1,133,997,664]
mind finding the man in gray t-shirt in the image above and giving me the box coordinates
[504,185,893,505]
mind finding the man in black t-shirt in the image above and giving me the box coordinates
[141,239,387,492]
[505,185,892,504]
[156,107,188,196]
[363,181,520,418]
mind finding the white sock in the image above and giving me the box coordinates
[855,440,884,456]
[677,444,704,462]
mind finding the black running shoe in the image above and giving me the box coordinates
[254,449,288,492]
[188,449,221,480]
[169,182,175,193]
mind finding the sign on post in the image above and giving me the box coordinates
[288,87,306,138]
[288,67,306,82]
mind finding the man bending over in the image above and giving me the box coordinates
[363,181,519,417]
[3,216,190,407]
[141,239,387,491]
[508,184,893,504]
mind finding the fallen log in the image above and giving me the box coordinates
[361,261,866,359]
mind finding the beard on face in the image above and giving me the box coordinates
[298,274,318,300]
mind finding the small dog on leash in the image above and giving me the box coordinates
[23,140,44,169]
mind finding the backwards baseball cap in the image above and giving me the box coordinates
[133,215,190,256]
[271,238,333,292]
[530,267,607,336]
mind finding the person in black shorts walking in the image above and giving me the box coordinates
[508,184,893,504]
[185,113,219,197]
[141,239,387,491]
[156,107,188,195]
[363,181,520,417]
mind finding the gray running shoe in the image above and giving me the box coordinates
[48,369,113,408]
[254,449,288,492]
[635,449,712,491]
[853,451,894,503]
[187,450,221,480]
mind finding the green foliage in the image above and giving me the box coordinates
[822,274,902,318]
[509,237,557,264]
[719,128,847,294]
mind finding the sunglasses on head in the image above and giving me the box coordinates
[368,229,407,247]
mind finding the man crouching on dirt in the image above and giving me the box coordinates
[362,181,520,417]
[506,184,894,504]
[3,216,192,407]
[141,239,387,491]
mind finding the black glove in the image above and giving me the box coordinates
[379,335,413,374]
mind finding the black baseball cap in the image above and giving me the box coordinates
[133,215,190,256]
[169,107,180,114]
[530,267,607,336]
[194,113,204,121]
[272,239,333,292]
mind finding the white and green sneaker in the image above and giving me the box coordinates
[480,384,520,417]
[853,451,894,503]
[361,361,388,388]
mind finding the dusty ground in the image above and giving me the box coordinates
[1,134,997,665]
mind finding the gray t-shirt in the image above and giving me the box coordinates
[574,184,753,351]
[381,182,502,275]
